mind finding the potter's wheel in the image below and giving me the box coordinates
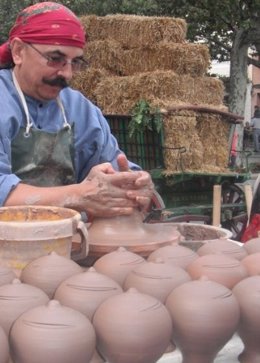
[87,210,181,258]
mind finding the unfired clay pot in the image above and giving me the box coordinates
[233,275,260,363]
[0,326,9,363]
[165,279,240,363]
[93,288,172,363]
[187,254,248,289]
[124,258,191,302]
[197,238,247,260]
[54,267,123,320]
[20,251,82,298]
[0,265,16,286]
[10,300,96,363]
[87,210,181,259]
[148,243,198,269]
[0,278,49,335]
[243,237,260,254]
[241,252,260,275]
[93,247,146,286]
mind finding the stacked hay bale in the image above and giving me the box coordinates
[71,14,234,173]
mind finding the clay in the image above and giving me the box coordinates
[10,300,96,363]
[87,210,181,258]
[93,247,146,286]
[0,326,9,363]
[165,279,240,363]
[124,258,191,302]
[54,267,123,320]
[0,265,16,286]
[0,278,49,335]
[20,251,82,298]
[197,238,247,260]
[241,252,260,275]
[233,275,260,363]
[148,243,198,269]
[243,237,260,254]
[187,254,248,289]
[93,288,172,363]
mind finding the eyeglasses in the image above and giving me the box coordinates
[27,43,88,72]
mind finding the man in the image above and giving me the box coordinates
[250,109,260,152]
[0,2,154,218]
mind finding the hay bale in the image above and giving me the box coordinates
[81,14,187,48]
[94,71,224,114]
[70,68,110,104]
[161,110,231,173]
[84,40,210,76]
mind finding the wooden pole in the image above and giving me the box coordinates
[212,185,222,227]
[244,184,253,226]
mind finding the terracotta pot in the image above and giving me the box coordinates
[233,275,260,363]
[243,238,260,254]
[197,238,247,260]
[93,288,172,363]
[20,251,82,298]
[148,243,198,269]
[93,247,146,286]
[0,278,49,335]
[241,252,260,276]
[10,300,96,363]
[0,326,9,363]
[187,254,248,289]
[124,258,191,302]
[166,279,240,363]
[54,267,123,320]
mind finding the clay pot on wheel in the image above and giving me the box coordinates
[165,278,240,363]
[93,288,172,363]
[10,300,96,363]
[233,275,260,363]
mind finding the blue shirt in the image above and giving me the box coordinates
[0,69,139,205]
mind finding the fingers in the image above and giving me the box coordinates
[117,153,129,171]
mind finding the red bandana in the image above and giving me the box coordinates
[0,2,86,66]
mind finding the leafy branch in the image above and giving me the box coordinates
[128,99,163,138]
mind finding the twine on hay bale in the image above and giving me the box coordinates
[94,71,224,115]
[80,14,187,48]
[83,40,210,77]
[161,110,231,174]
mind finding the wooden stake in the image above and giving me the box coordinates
[212,185,222,227]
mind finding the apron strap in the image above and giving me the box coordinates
[12,71,71,134]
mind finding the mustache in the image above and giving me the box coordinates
[42,77,69,88]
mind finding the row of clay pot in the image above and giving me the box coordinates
[1,238,260,362]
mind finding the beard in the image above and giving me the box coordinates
[42,76,69,89]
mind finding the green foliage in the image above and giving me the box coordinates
[128,99,162,138]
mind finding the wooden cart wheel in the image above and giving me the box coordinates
[220,182,247,241]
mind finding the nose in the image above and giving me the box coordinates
[56,62,73,80]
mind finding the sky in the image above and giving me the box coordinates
[209,60,230,77]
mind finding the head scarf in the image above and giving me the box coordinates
[0,2,86,66]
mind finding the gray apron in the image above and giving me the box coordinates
[11,72,76,186]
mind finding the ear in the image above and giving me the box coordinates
[10,38,26,65]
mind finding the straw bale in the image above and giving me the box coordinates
[161,110,231,173]
[80,14,187,48]
[94,71,224,115]
[84,40,210,77]
[70,68,110,104]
